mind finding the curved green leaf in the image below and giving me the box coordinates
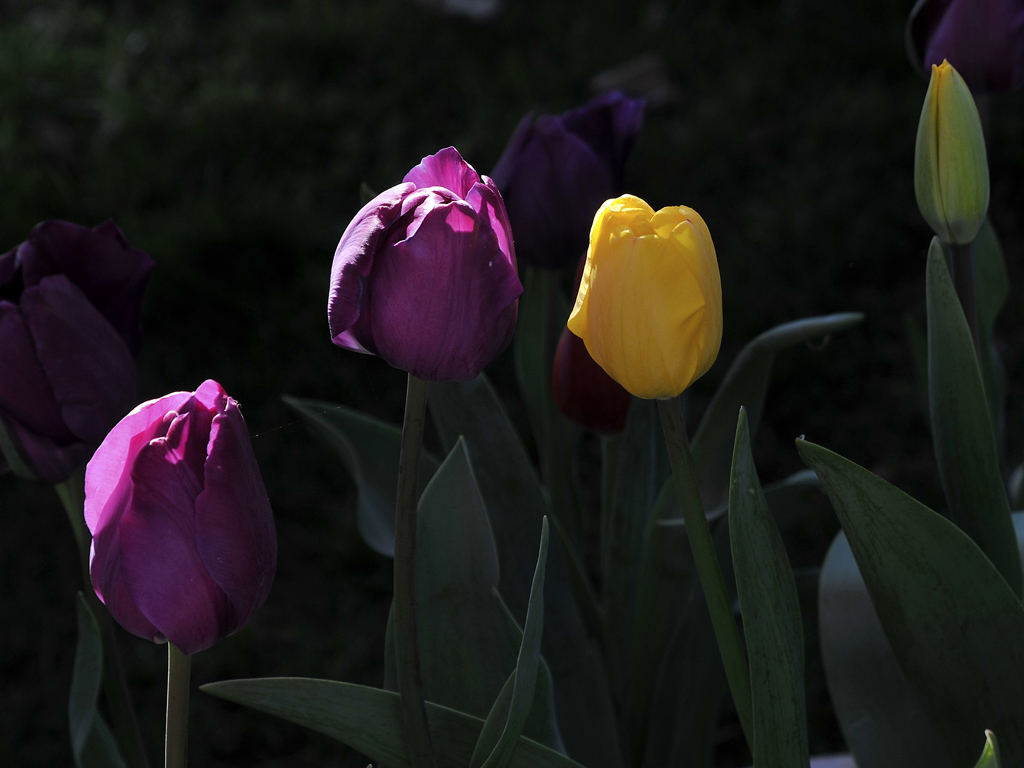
[202,678,585,768]
[691,312,863,509]
[730,409,807,768]
[429,376,621,768]
[401,439,562,750]
[70,593,128,768]
[282,395,439,557]
[974,731,1000,768]
[473,518,551,768]
[797,438,1024,767]
[926,242,1021,597]
[974,219,1008,444]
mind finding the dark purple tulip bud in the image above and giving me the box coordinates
[907,0,1024,93]
[0,221,153,483]
[85,380,277,655]
[329,147,522,382]
[490,91,645,270]
[552,255,632,435]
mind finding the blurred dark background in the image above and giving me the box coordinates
[2,0,1023,765]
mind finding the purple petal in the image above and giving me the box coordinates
[0,301,73,441]
[922,0,1024,92]
[500,116,614,269]
[329,183,415,351]
[403,147,480,199]
[195,398,276,627]
[363,200,522,381]
[119,423,233,655]
[85,391,192,534]
[90,524,163,642]
[561,91,645,188]
[21,276,138,445]
[466,177,517,266]
[19,220,154,356]
[490,112,536,191]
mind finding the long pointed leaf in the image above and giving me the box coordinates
[473,518,551,768]
[797,438,1024,767]
[282,396,439,557]
[202,678,585,768]
[429,376,621,768]
[925,243,1021,596]
[730,409,807,767]
[70,593,128,768]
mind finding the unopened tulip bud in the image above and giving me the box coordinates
[914,60,990,244]
[86,380,277,655]
[567,196,722,400]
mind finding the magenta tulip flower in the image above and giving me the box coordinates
[908,0,1024,93]
[85,380,277,655]
[552,256,632,435]
[329,147,522,381]
[0,220,153,483]
[490,91,645,269]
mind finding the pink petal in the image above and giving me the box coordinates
[403,147,480,199]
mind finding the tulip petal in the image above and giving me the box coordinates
[466,178,517,266]
[21,276,138,445]
[89,526,163,642]
[119,430,233,655]
[364,201,522,381]
[85,391,191,533]
[561,91,645,189]
[489,112,536,191]
[403,147,480,199]
[0,301,74,441]
[329,183,416,351]
[195,400,277,627]
[19,220,154,356]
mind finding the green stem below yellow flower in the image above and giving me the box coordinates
[56,469,151,768]
[656,398,753,748]
[393,373,437,768]
[164,643,191,768]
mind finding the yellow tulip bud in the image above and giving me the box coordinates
[567,195,723,400]
[914,60,989,244]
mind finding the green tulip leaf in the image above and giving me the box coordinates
[730,408,807,768]
[282,395,439,558]
[429,376,621,768]
[387,438,562,750]
[974,731,1000,768]
[925,242,1021,597]
[818,531,954,768]
[202,678,586,768]
[797,438,1024,767]
[690,312,863,510]
[69,593,127,768]
[472,518,551,768]
[973,219,1009,449]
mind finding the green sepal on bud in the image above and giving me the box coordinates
[915,60,989,244]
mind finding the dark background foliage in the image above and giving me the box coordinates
[2,0,1023,765]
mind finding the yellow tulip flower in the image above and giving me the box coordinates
[567,195,722,400]
[915,60,989,244]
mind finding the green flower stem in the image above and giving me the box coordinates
[164,644,191,768]
[393,374,437,768]
[656,398,753,747]
[950,241,981,352]
[56,469,151,768]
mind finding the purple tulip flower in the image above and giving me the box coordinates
[0,221,153,483]
[552,255,631,435]
[490,91,645,270]
[85,380,277,655]
[908,0,1024,93]
[329,147,522,382]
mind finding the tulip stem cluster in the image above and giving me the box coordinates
[950,241,981,350]
[656,398,754,747]
[393,374,437,768]
[164,644,191,768]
